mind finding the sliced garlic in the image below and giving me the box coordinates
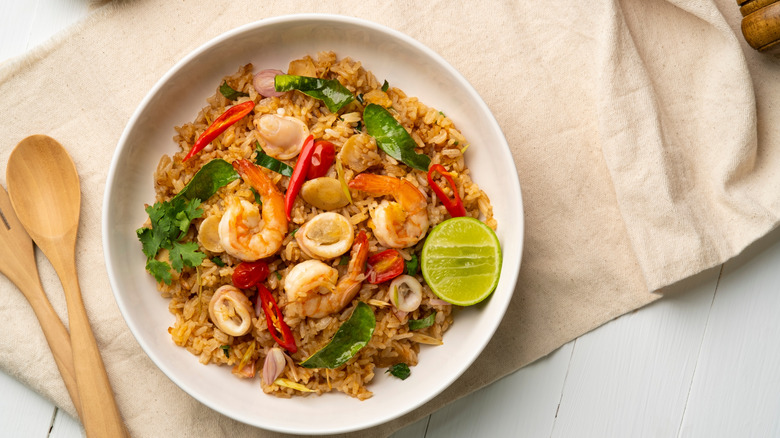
[287,58,317,77]
[198,215,224,253]
[208,285,254,336]
[300,177,350,211]
[389,275,423,312]
[295,212,354,260]
[362,89,392,107]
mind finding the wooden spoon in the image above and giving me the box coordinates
[6,135,128,438]
[0,185,81,418]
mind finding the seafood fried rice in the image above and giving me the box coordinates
[137,51,497,399]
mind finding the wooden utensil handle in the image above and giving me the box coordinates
[739,0,780,53]
[55,257,128,438]
[22,280,82,419]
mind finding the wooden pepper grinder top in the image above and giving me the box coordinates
[739,0,780,53]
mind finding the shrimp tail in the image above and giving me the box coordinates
[233,159,277,197]
[348,173,398,196]
[347,231,369,276]
[334,231,369,305]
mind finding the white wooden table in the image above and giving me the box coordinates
[3,2,780,437]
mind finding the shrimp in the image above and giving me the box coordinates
[218,160,288,261]
[348,173,429,248]
[284,231,369,318]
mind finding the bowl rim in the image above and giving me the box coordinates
[103,12,523,435]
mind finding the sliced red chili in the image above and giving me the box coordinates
[427,164,466,217]
[256,284,297,353]
[366,249,405,284]
[306,140,336,180]
[284,135,315,220]
[231,261,270,289]
[182,100,255,162]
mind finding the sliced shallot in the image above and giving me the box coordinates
[389,275,423,312]
[254,69,285,97]
[262,347,287,386]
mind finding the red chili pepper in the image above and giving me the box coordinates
[231,261,270,289]
[306,140,336,180]
[284,135,315,220]
[256,284,297,353]
[182,100,255,162]
[427,164,466,217]
[366,249,405,284]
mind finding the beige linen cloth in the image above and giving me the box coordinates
[1,0,778,436]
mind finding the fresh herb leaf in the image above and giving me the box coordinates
[404,254,419,276]
[137,194,208,283]
[386,363,410,380]
[169,241,207,273]
[381,80,389,92]
[408,312,436,331]
[137,227,162,259]
[211,257,225,267]
[274,75,355,112]
[250,188,262,205]
[173,159,240,202]
[275,271,282,280]
[300,302,376,369]
[363,103,431,171]
[145,259,173,285]
[173,198,204,237]
[220,345,230,358]
[255,142,294,177]
[219,81,249,100]
[137,198,202,259]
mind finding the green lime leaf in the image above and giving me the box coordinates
[219,81,248,101]
[254,142,294,177]
[363,103,431,171]
[173,159,240,202]
[300,302,375,369]
[274,75,355,113]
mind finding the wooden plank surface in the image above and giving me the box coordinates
[680,229,780,437]
[551,270,718,437]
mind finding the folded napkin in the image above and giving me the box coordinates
[0,0,776,436]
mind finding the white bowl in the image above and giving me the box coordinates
[103,14,523,435]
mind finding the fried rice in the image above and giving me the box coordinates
[147,51,496,399]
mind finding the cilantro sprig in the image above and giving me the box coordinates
[137,197,207,284]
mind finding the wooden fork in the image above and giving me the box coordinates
[0,185,81,417]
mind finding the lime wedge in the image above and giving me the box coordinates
[421,217,502,306]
